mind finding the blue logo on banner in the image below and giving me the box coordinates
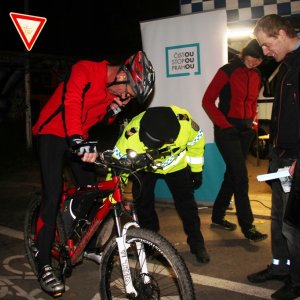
[165,43,201,77]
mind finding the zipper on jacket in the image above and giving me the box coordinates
[274,69,287,147]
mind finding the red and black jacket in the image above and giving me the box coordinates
[202,59,261,130]
[32,60,116,140]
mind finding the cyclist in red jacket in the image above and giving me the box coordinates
[32,51,155,295]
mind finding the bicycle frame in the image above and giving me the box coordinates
[51,174,117,265]
[51,165,149,296]
[23,144,196,299]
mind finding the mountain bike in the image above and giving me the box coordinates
[24,143,196,299]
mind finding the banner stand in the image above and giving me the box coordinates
[140,11,227,203]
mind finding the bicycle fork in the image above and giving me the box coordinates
[113,207,150,297]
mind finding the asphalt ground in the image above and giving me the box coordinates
[0,152,293,300]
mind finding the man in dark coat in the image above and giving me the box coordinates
[248,14,300,300]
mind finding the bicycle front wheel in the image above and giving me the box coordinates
[99,227,195,300]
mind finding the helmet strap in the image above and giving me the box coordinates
[107,68,130,88]
[106,80,129,88]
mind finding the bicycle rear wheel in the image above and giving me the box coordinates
[24,193,66,278]
[99,227,195,300]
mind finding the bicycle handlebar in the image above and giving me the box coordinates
[97,149,156,171]
[71,140,156,172]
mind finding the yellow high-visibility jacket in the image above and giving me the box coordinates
[113,106,205,174]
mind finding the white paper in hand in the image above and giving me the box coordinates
[257,167,292,193]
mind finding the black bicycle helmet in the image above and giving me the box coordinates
[122,51,155,104]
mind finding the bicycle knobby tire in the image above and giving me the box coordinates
[99,227,195,300]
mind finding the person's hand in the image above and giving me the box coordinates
[69,135,98,163]
[289,160,297,177]
[108,97,132,116]
[191,172,202,189]
[221,127,238,136]
[252,119,258,132]
[108,99,123,116]
[81,152,98,163]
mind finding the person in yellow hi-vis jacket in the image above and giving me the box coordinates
[112,105,210,263]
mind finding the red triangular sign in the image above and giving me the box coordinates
[10,12,47,51]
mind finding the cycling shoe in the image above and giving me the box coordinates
[38,265,65,296]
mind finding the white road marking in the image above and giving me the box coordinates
[0,225,276,299]
[192,274,274,299]
[0,226,23,240]
[3,255,34,276]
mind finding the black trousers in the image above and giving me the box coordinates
[269,147,298,281]
[36,135,97,269]
[132,167,205,252]
[212,128,255,233]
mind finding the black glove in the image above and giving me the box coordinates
[191,172,202,189]
[69,135,97,155]
[134,153,154,169]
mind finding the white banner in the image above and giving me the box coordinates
[140,10,227,142]
[140,10,227,202]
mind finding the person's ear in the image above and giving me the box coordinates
[278,29,287,39]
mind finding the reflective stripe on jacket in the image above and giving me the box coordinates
[113,105,205,175]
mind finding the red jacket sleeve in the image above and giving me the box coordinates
[64,62,91,137]
[202,69,233,129]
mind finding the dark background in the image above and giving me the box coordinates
[1,0,180,60]
[0,1,282,168]
[0,0,181,170]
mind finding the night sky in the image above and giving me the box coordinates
[1,0,180,61]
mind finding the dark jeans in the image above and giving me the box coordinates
[36,135,96,269]
[269,147,300,284]
[212,128,255,233]
[283,222,300,284]
[132,167,205,252]
[268,148,292,264]
[283,160,300,285]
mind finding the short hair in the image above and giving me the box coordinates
[241,39,264,59]
[253,14,296,38]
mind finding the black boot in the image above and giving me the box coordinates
[271,279,300,300]
[247,264,289,283]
